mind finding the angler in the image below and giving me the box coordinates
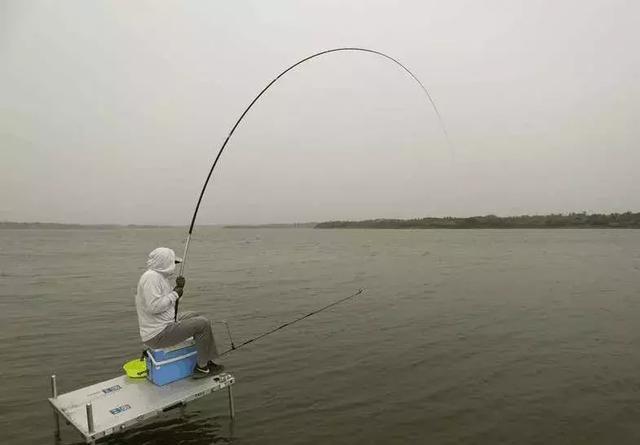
[135,247,224,378]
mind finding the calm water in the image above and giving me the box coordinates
[1,228,639,444]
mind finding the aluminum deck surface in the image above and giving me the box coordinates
[49,372,235,443]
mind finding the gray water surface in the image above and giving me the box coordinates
[1,228,639,444]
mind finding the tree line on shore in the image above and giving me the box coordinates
[315,212,640,229]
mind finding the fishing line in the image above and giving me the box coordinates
[175,47,451,320]
[218,288,364,356]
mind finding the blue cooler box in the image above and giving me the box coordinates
[146,339,198,386]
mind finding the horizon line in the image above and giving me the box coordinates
[2,210,639,228]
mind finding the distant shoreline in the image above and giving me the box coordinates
[3,212,640,229]
[0,222,173,230]
[315,212,640,229]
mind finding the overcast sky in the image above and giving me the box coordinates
[1,0,638,225]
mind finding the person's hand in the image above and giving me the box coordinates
[176,276,186,288]
[174,286,184,298]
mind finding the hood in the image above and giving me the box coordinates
[146,247,177,275]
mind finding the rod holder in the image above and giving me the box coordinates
[86,403,94,433]
[215,320,236,349]
[225,322,236,349]
[51,375,58,398]
[227,385,235,419]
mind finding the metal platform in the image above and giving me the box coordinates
[48,372,235,444]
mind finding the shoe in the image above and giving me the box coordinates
[192,364,211,379]
[207,361,225,374]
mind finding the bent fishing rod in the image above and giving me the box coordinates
[175,47,451,320]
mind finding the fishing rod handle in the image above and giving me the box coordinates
[178,233,192,276]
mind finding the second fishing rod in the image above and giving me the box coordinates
[210,288,365,357]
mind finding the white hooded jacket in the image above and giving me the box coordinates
[135,247,180,342]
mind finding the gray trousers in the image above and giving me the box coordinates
[145,311,219,367]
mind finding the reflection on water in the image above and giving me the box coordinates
[54,412,234,445]
[102,412,234,445]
